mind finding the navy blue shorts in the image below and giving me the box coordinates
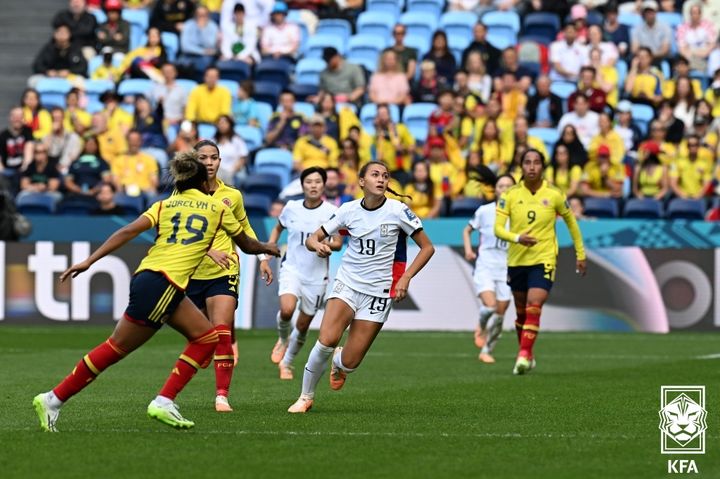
[124,271,184,329]
[507,264,555,293]
[186,274,239,311]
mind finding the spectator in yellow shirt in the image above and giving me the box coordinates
[624,47,663,106]
[100,91,133,138]
[403,160,437,218]
[372,103,415,177]
[498,71,527,122]
[185,66,232,124]
[111,130,158,197]
[292,114,339,171]
[89,112,126,165]
[476,119,513,172]
[580,145,625,198]
[512,115,548,161]
[546,143,582,197]
[588,112,625,164]
[21,88,52,140]
[670,134,713,199]
[633,152,669,199]
[427,136,465,215]
[63,88,91,135]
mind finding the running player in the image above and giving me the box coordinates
[494,149,586,375]
[462,174,516,364]
[186,139,274,413]
[32,152,280,431]
[288,162,435,413]
[267,167,342,380]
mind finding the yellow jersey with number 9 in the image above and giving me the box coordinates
[495,180,585,268]
[138,188,243,289]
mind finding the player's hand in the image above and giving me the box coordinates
[465,250,477,261]
[316,243,332,258]
[518,231,537,246]
[264,242,281,257]
[576,259,587,277]
[60,260,92,282]
[259,260,273,285]
[394,275,411,302]
[207,249,235,269]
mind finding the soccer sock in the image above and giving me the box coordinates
[515,308,526,343]
[159,329,219,401]
[332,349,356,374]
[214,325,234,398]
[519,303,541,359]
[282,327,307,366]
[482,313,504,354]
[479,305,496,330]
[300,341,334,399]
[53,338,127,402]
[277,312,292,343]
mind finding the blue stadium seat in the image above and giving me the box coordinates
[366,0,402,18]
[84,79,115,103]
[486,29,517,50]
[242,173,283,201]
[216,60,252,83]
[482,10,521,34]
[690,71,709,91]
[347,55,377,73]
[348,34,388,69]
[305,34,346,59]
[623,198,664,219]
[36,78,72,108]
[218,79,240,99]
[161,32,180,62]
[404,34,431,57]
[128,23,145,50]
[92,9,107,24]
[402,102,436,137]
[56,197,98,216]
[618,13,642,28]
[288,83,319,101]
[584,198,619,218]
[87,52,125,77]
[316,19,352,42]
[357,11,395,38]
[255,101,274,131]
[279,101,315,119]
[666,199,706,220]
[522,13,560,44]
[631,103,655,137]
[295,58,326,86]
[255,59,294,88]
[235,125,263,151]
[360,103,401,133]
[122,9,150,29]
[242,193,272,216]
[616,59,628,90]
[337,102,358,114]
[440,12,475,42]
[400,12,438,40]
[175,79,198,96]
[406,0,443,17]
[550,81,576,100]
[254,82,283,108]
[449,197,483,218]
[447,32,472,51]
[657,12,682,30]
[118,79,153,97]
[528,128,560,154]
[198,123,217,140]
[113,193,145,216]
[148,191,172,205]
[256,148,294,171]
[16,193,56,215]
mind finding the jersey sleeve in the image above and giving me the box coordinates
[468,206,483,230]
[234,192,258,240]
[398,204,423,236]
[278,202,290,228]
[556,192,586,260]
[494,192,518,243]
[219,203,243,237]
[321,203,348,236]
[142,201,162,227]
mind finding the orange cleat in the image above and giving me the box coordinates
[215,395,233,412]
[232,341,239,367]
[279,362,294,380]
[329,347,347,391]
[474,327,487,348]
[478,352,495,364]
[288,396,313,413]
[270,339,287,364]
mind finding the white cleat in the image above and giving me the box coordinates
[287,396,313,413]
[33,393,59,432]
[215,395,233,412]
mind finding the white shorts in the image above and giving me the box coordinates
[473,263,511,301]
[278,270,327,316]
[327,280,393,324]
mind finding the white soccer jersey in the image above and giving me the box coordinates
[468,202,508,269]
[278,199,338,284]
[322,198,423,298]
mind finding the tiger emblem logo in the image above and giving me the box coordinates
[659,393,707,447]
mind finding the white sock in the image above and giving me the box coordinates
[482,313,505,354]
[300,341,334,399]
[46,391,63,409]
[282,328,307,366]
[277,312,292,342]
[154,395,173,406]
[332,349,356,373]
[479,305,496,330]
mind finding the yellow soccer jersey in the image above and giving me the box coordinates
[192,179,259,280]
[138,188,243,289]
[495,180,585,268]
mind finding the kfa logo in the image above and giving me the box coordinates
[659,386,706,474]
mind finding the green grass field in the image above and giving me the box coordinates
[1,326,718,479]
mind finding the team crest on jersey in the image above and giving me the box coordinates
[380,224,391,237]
[403,207,417,221]
[499,199,506,209]
[222,198,231,207]
[542,199,549,206]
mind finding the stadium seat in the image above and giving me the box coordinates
[585,9,603,26]
[117,79,153,97]
[631,103,655,137]
[623,198,664,219]
[618,13,642,28]
[550,81,576,100]
[347,55,378,73]
[402,102,436,131]
[87,52,125,77]
[305,34,346,59]
[243,193,272,216]
[288,83,319,101]
[256,148,294,171]
[255,101,274,131]
[584,198,619,218]
[316,19,352,42]
[357,11,395,38]
[366,0,402,18]
[295,58,326,86]
[91,9,107,24]
[36,78,72,108]
[657,12,682,30]
[482,10,521,34]
[234,125,263,151]
[522,13,560,44]
[449,197,484,218]
[218,79,240,99]
[666,199,706,220]
[122,9,150,29]
[406,0,443,17]
[280,101,315,119]
[447,32,472,52]
[517,40,548,74]
[440,12,475,41]
[161,32,180,62]
[486,29,517,50]
[616,59,628,90]
[404,34,431,58]
[216,60,252,83]
[175,79,198,96]
[16,193,56,215]
[255,60,293,88]
[114,193,145,216]
[690,71,709,91]
[360,103,401,133]
[84,79,116,103]
[348,34,388,71]
[242,173,283,200]
[528,128,560,154]
[147,191,172,205]
[400,12,438,40]
[254,82,283,108]
[337,102,358,114]
[198,123,217,140]
[56,197,99,216]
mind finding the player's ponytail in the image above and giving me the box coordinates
[169,150,208,192]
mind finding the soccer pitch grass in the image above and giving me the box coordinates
[2,327,719,479]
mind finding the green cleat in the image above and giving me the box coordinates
[33,393,59,432]
[147,400,195,429]
[513,356,531,376]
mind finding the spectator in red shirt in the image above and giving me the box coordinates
[568,66,607,113]
[428,89,456,142]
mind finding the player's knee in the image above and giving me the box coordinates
[279,307,295,321]
[482,302,497,312]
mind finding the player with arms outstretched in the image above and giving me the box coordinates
[494,149,586,375]
[462,174,516,363]
[288,162,435,413]
[267,167,342,380]
[32,152,280,431]
[186,139,274,413]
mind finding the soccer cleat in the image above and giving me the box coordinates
[270,339,287,364]
[279,362,294,380]
[33,393,59,432]
[474,326,487,348]
[147,400,195,429]
[478,352,495,364]
[513,356,531,375]
[287,396,313,413]
[529,358,537,370]
[215,395,233,412]
[329,347,347,391]
[232,340,239,367]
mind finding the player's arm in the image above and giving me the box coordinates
[60,215,153,281]
[220,206,280,257]
[462,223,477,261]
[308,207,345,257]
[237,196,275,282]
[394,229,435,302]
[326,235,343,251]
[267,220,285,244]
[305,227,332,258]
[494,194,536,246]
[558,195,587,276]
